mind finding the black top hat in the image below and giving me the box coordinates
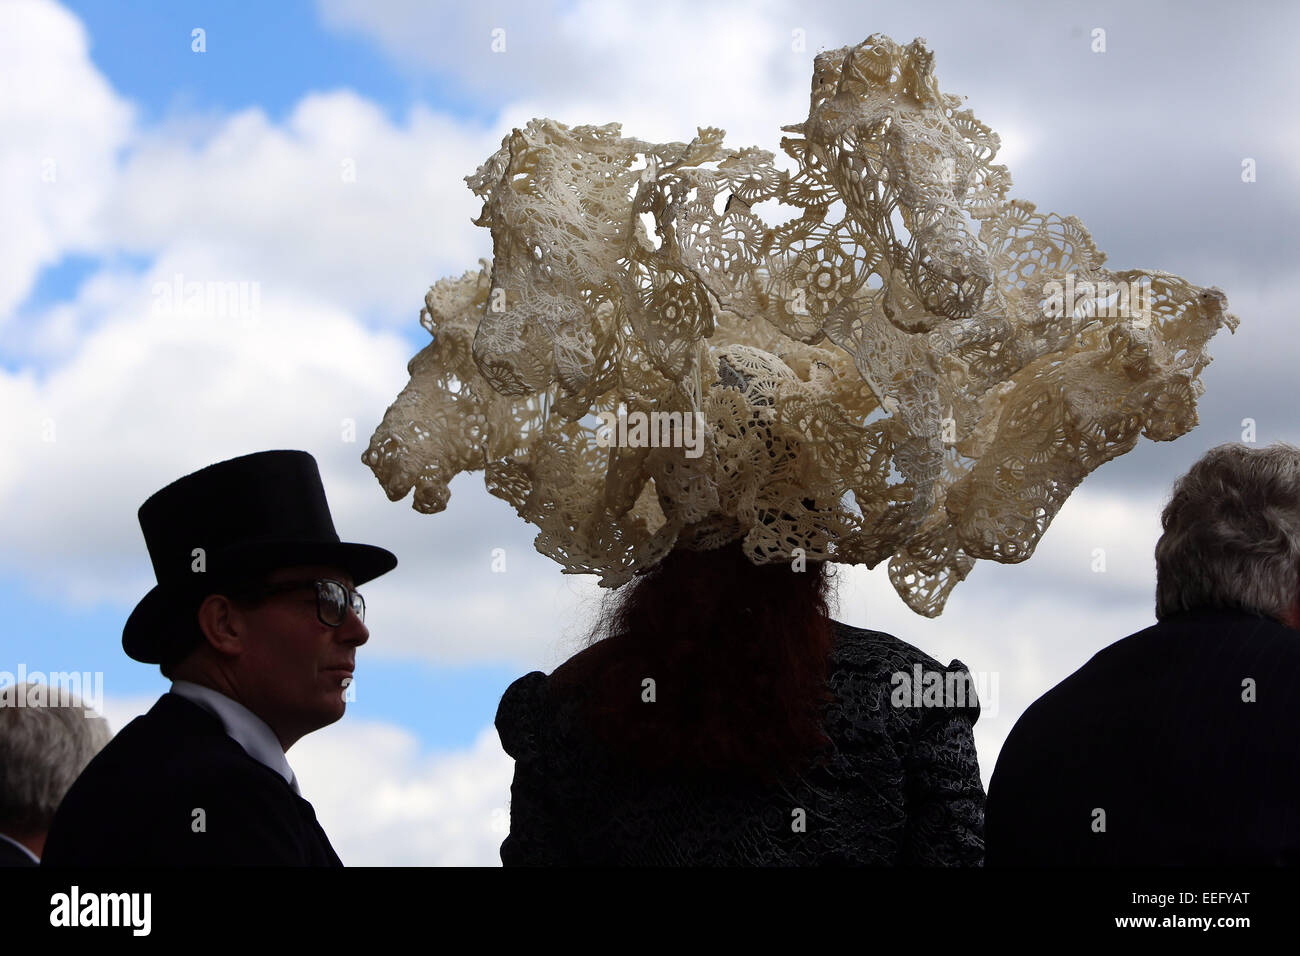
[123,450,397,664]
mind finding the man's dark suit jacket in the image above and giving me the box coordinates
[986,607,1300,865]
[41,693,341,866]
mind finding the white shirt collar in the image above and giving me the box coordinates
[0,831,39,864]
[169,680,301,795]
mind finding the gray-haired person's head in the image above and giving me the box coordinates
[0,686,111,837]
[1155,442,1300,623]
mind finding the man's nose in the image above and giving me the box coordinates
[339,608,369,646]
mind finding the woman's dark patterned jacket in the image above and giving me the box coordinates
[495,619,985,865]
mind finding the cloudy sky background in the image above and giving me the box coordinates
[2,0,1295,865]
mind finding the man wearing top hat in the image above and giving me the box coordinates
[41,450,397,866]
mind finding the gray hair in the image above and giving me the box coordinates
[1155,442,1300,622]
[0,686,111,833]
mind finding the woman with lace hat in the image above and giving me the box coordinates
[365,34,1235,864]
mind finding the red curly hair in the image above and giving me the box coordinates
[551,540,837,783]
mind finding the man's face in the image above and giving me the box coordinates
[231,563,369,749]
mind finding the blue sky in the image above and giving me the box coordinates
[62,0,492,128]
[3,0,1297,865]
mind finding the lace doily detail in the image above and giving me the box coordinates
[364,33,1238,616]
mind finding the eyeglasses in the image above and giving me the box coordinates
[234,578,365,627]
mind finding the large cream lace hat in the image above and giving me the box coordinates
[364,33,1237,617]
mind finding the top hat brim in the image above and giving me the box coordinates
[122,539,397,664]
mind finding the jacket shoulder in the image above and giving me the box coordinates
[829,619,952,673]
[76,694,279,787]
[44,694,316,866]
[495,671,550,760]
[828,620,982,725]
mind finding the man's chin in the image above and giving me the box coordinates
[323,699,347,723]
[308,694,348,729]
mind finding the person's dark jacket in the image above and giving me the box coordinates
[496,619,986,865]
[41,693,341,866]
[986,607,1300,865]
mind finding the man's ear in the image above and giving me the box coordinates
[196,593,247,657]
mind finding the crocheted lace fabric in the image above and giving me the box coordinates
[364,33,1238,616]
[495,620,985,865]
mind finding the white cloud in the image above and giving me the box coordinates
[0,0,135,320]
[0,246,409,598]
[0,243,606,667]
[97,92,500,323]
[319,0,809,155]
[293,719,512,866]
